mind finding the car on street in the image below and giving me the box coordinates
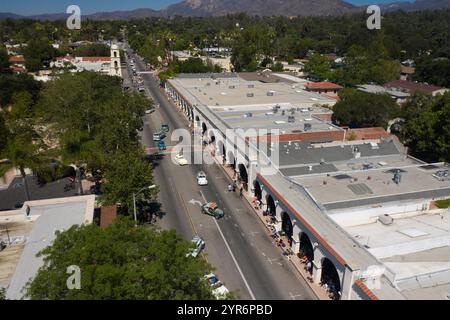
[161,123,169,133]
[138,86,145,93]
[153,131,166,141]
[197,171,208,186]
[204,273,230,299]
[174,154,189,166]
[201,202,224,219]
[186,236,205,258]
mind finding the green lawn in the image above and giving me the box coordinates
[436,199,450,209]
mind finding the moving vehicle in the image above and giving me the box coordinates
[158,140,166,151]
[204,274,230,299]
[161,123,169,133]
[197,171,208,186]
[174,154,188,166]
[186,236,205,258]
[153,131,166,141]
[201,202,224,219]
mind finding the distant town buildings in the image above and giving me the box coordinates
[384,80,449,96]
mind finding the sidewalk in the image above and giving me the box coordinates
[161,84,331,300]
[205,143,331,300]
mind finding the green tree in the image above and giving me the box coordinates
[414,58,450,88]
[0,73,41,107]
[101,151,158,214]
[332,89,400,128]
[74,43,110,57]
[4,135,44,201]
[0,113,8,155]
[304,53,332,81]
[23,38,56,71]
[0,45,9,71]
[26,218,215,300]
[271,62,284,72]
[401,92,450,162]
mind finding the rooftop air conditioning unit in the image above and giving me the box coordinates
[247,93,254,97]
[378,214,393,226]
[248,84,254,88]
[267,91,274,96]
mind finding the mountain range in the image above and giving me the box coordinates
[0,0,449,20]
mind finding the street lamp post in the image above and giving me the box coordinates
[133,185,157,227]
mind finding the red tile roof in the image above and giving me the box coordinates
[400,66,415,75]
[81,57,111,62]
[8,55,25,63]
[305,81,343,90]
[384,80,444,94]
[354,279,379,300]
[99,205,117,228]
[346,127,391,141]
[10,66,26,73]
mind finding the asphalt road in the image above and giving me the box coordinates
[125,46,316,300]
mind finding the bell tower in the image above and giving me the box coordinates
[110,44,122,77]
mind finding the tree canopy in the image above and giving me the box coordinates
[74,43,110,57]
[401,92,450,163]
[332,89,400,128]
[23,38,57,71]
[37,71,156,213]
[414,57,450,88]
[26,218,215,300]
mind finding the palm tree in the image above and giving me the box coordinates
[5,136,43,202]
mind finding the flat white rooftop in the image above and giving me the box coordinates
[2,196,95,300]
[168,74,336,108]
[294,162,450,209]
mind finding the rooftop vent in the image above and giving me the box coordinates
[432,170,450,181]
[229,85,235,89]
[378,214,393,226]
[246,93,254,98]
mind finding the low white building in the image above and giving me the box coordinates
[1,196,95,299]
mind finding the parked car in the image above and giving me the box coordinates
[186,236,205,258]
[138,86,145,93]
[145,109,155,114]
[174,154,189,166]
[204,273,230,299]
[201,202,224,219]
[197,171,208,186]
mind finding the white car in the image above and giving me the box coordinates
[186,236,205,258]
[205,274,230,300]
[175,154,189,166]
[197,171,208,186]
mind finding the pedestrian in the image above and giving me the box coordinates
[232,182,236,192]
[228,183,233,192]
[239,187,243,198]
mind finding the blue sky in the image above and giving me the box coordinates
[0,0,413,15]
